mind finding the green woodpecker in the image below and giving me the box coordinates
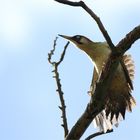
[59,34,136,132]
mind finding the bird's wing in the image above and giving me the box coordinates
[91,54,134,92]
[122,54,135,90]
[93,54,135,132]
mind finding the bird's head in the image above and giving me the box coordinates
[58,34,93,51]
[58,34,111,74]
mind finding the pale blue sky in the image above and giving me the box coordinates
[0,0,140,140]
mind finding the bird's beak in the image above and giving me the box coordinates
[58,34,72,41]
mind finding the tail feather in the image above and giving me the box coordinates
[93,110,124,133]
[93,110,112,133]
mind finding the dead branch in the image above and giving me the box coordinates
[48,37,58,64]
[116,25,140,54]
[48,38,70,137]
[54,0,114,49]
[85,129,113,140]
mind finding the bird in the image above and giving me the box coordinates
[59,34,136,133]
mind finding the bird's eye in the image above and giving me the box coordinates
[76,36,81,40]
[72,35,83,44]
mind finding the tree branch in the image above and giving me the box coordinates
[54,0,114,49]
[85,129,113,140]
[48,37,70,137]
[116,25,140,55]
[48,37,58,65]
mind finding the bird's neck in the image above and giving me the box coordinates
[83,42,111,74]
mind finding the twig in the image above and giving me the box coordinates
[116,25,140,54]
[85,129,113,140]
[48,38,69,137]
[57,41,70,65]
[54,0,114,49]
[48,37,58,64]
